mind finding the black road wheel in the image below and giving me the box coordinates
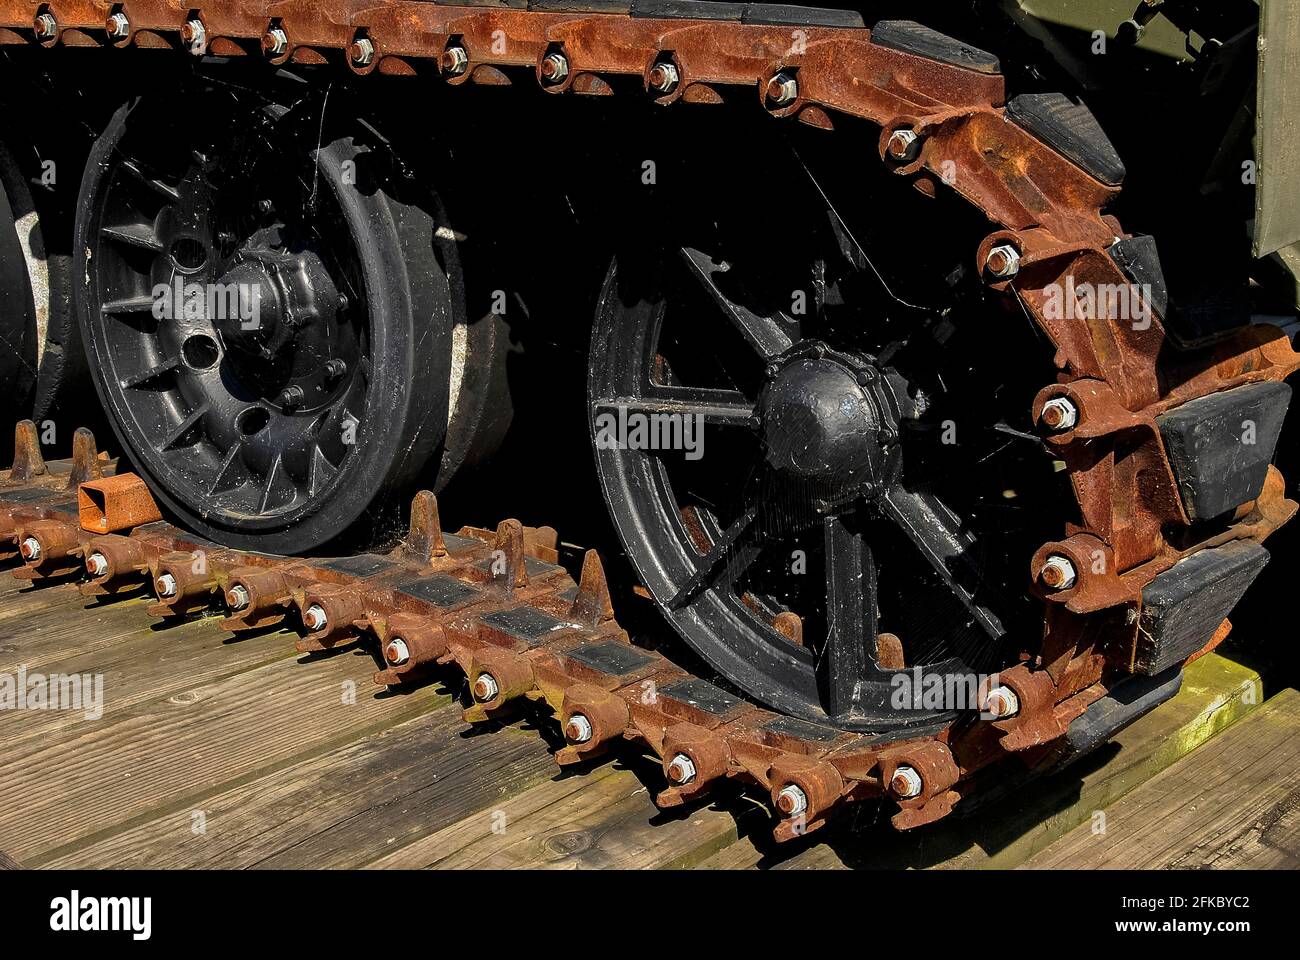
[589,123,1072,732]
[74,76,460,553]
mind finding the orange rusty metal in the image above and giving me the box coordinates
[77,473,163,534]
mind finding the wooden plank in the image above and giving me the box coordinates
[369,762,763,869]
[1022,688,1300,869]
[0,644,447,865]
[776,652,1265,869]
[46,711,560,868]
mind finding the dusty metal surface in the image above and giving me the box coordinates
[1,3,1297,833]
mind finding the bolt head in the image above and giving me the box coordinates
[34,12,57,38]
[385,637,411,666]
[471,672,499,702]
[983,685,1020,719]
[303,602,328,631]
[1039,397,1079,432]
[887,128,920,162]
[226,584,251,611]
[1040,554,1078,591]
[765,72,798,106]
[667,753,697,785]
[106,12,129,38]
[263,27,287,56]
[442,45,468,76]
[277,385,305,410]
[156,572,178,598]
[648,61,679,94]
[19,537,41,561]
[890,765,924,799]
[86,552,108,577]
[985,244,1022,280]
[565,713,593,744]
[775,784,808,817]
[541,52,569,83]
[351,37,374,66]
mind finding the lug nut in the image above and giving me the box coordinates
[33,12,57,39]
[180,18,205,53]
[775,784,808,817]
[1040,554,1077,591]
[86,552,108,577]
[441,45,468,76]
[302,603,328,632]
[765,71,798,106]
[276,385,305,410]
[985,243,1021,280]
[106,12,130,39]
[323,358,348,380]
[565,713,593,744]
[156,573,177,598]
[890,765,924,799]
[350,37,374,67]
[263,26,288,56]
[1039,397,1079,432]
[887,128,920,162]
[18,537,41,562]
[385,637,410,666]
[648,61,679,94]
[540,52,569,83]
[471,672,499,702]
[666,753,696,785]
[983,684,1020,719]
[226,584,250,611]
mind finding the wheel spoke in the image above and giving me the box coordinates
[821,512,878,719]
[120,357,179,389]
[257,454,299,514]
[208,441,247,496]
[595,387,754,428]
[100,223,164,254]
[679,246,795,359]
[117,158,182,203]
[667,502,761,610]
[159,403,208,451]
[880,484,1006,640]
[101,294,158,317]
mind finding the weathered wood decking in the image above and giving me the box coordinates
[0,571,1293,869]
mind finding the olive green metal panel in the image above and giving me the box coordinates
[1255,0,1300,258]
[1017,0,1192,60]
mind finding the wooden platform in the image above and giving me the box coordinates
[0,571,1294,870]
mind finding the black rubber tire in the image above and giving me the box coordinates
[74,79,458,553]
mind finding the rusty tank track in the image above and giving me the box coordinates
[2,1,1299,836]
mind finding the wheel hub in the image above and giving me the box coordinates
[759,347,899,498]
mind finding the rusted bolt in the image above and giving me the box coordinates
[984,684,1020,719]
[666,753,696,785]
[471,672,499,702]
[441,45,468,76]
[1039,397,1079,432]
[775,784,808,817]
[33,12,57,39]
[180,18,205,52]
[350,37,374,67]
[86,552,108,577]
[302,603,328,631]
[226,584,250,611]
[765,72,798,106]
[156,573,178,598]
[540,52,569,83]
[324,358,348,379]
[385,637,410,666]
[19,537,40,562]
[985,244,1021,280]
[565,713,593,744]
[648,62,679,94]
[891,765,923,799]
[106,12,130,39]
[262,26,288,57]
[1040,554,1077,590]
[887,128,920,162]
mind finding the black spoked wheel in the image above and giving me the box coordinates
[75,76,458,553]
[589,125,1070,732]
